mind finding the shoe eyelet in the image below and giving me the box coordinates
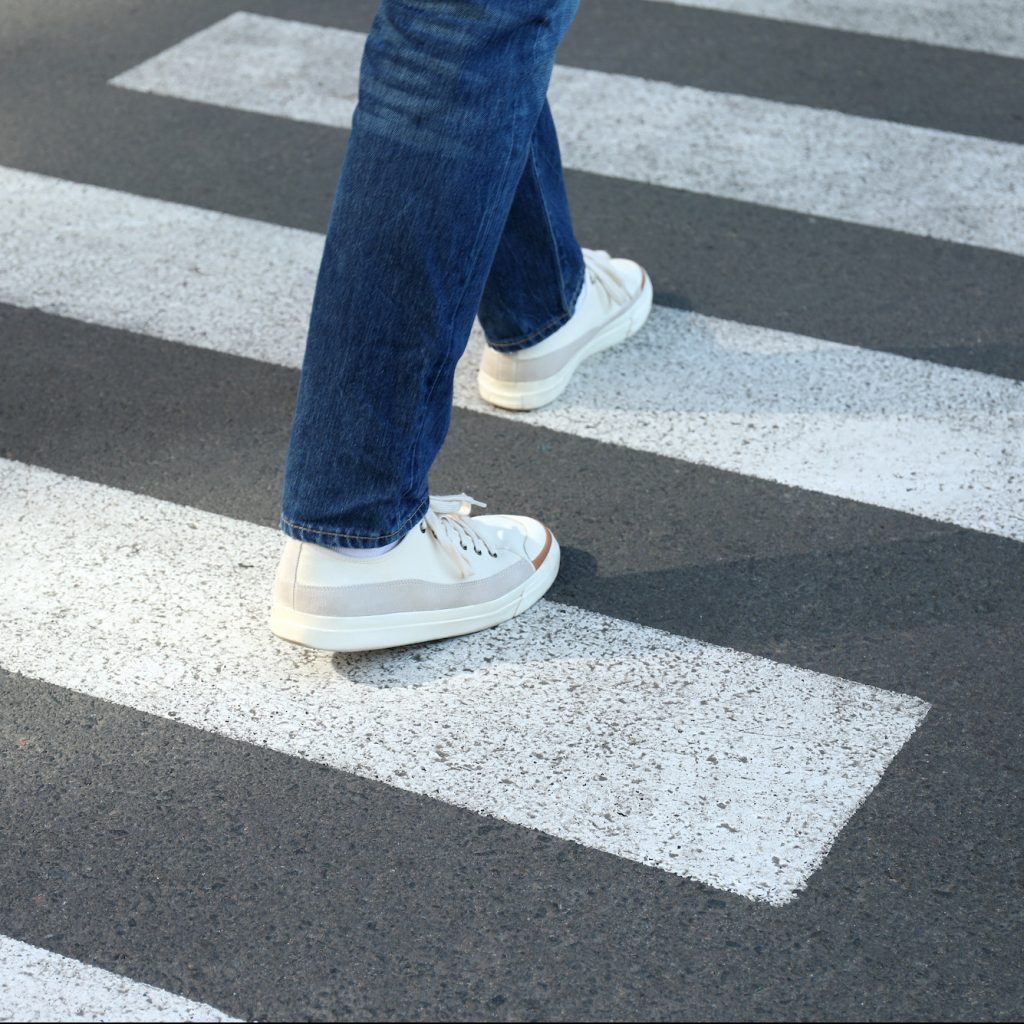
[491,552,498,558]
[473,548,482,556]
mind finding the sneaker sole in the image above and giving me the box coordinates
[477,271,654,412]
[269,536,561,652]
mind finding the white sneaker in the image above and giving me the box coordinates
[478,247,653,411]
[270,495,559,652]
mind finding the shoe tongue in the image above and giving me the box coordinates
[585,250,629,307]
[428,493,485,517]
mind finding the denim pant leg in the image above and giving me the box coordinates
[280,0,581,550]
[477,99,586,352]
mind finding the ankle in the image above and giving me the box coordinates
[334,538,400,559]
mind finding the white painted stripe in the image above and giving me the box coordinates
[0,934,237,1022]
[0,167,318,368]
[650,1,1024,61]
[109,12,1024,256]
[0,459,927,905]
[4,166,1023,542]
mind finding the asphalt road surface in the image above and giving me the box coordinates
[1,1,1022,1020]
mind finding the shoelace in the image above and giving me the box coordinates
[582,247,631,308]
[420,494,498,578]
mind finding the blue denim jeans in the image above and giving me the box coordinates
[280,0,584,549]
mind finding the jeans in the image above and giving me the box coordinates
[280,0,584,549]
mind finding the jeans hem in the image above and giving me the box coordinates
[485,261,586,352]
[279,494,429,549]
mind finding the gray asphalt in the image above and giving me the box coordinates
[1,1,1022,1020]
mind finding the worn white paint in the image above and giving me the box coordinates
[649,1,1024,60]
[110,12,1024,256]
[0,934,237,1023]
[0,459,928,905]
[0,167,318,368]
[3,165,1022,541]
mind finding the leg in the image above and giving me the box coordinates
[474,102,654,410]
[477,99,586,352]
[281,0,580,550]
[474,93,654,411]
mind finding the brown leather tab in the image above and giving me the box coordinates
[531,527,553,569]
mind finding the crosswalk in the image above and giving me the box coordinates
[0,459,928,907]
[4,167,1022,540]
[1,0,1021,1019]
[110,12,1024,255]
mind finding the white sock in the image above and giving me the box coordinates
[573,275,589,316]
[340,539,400,558]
